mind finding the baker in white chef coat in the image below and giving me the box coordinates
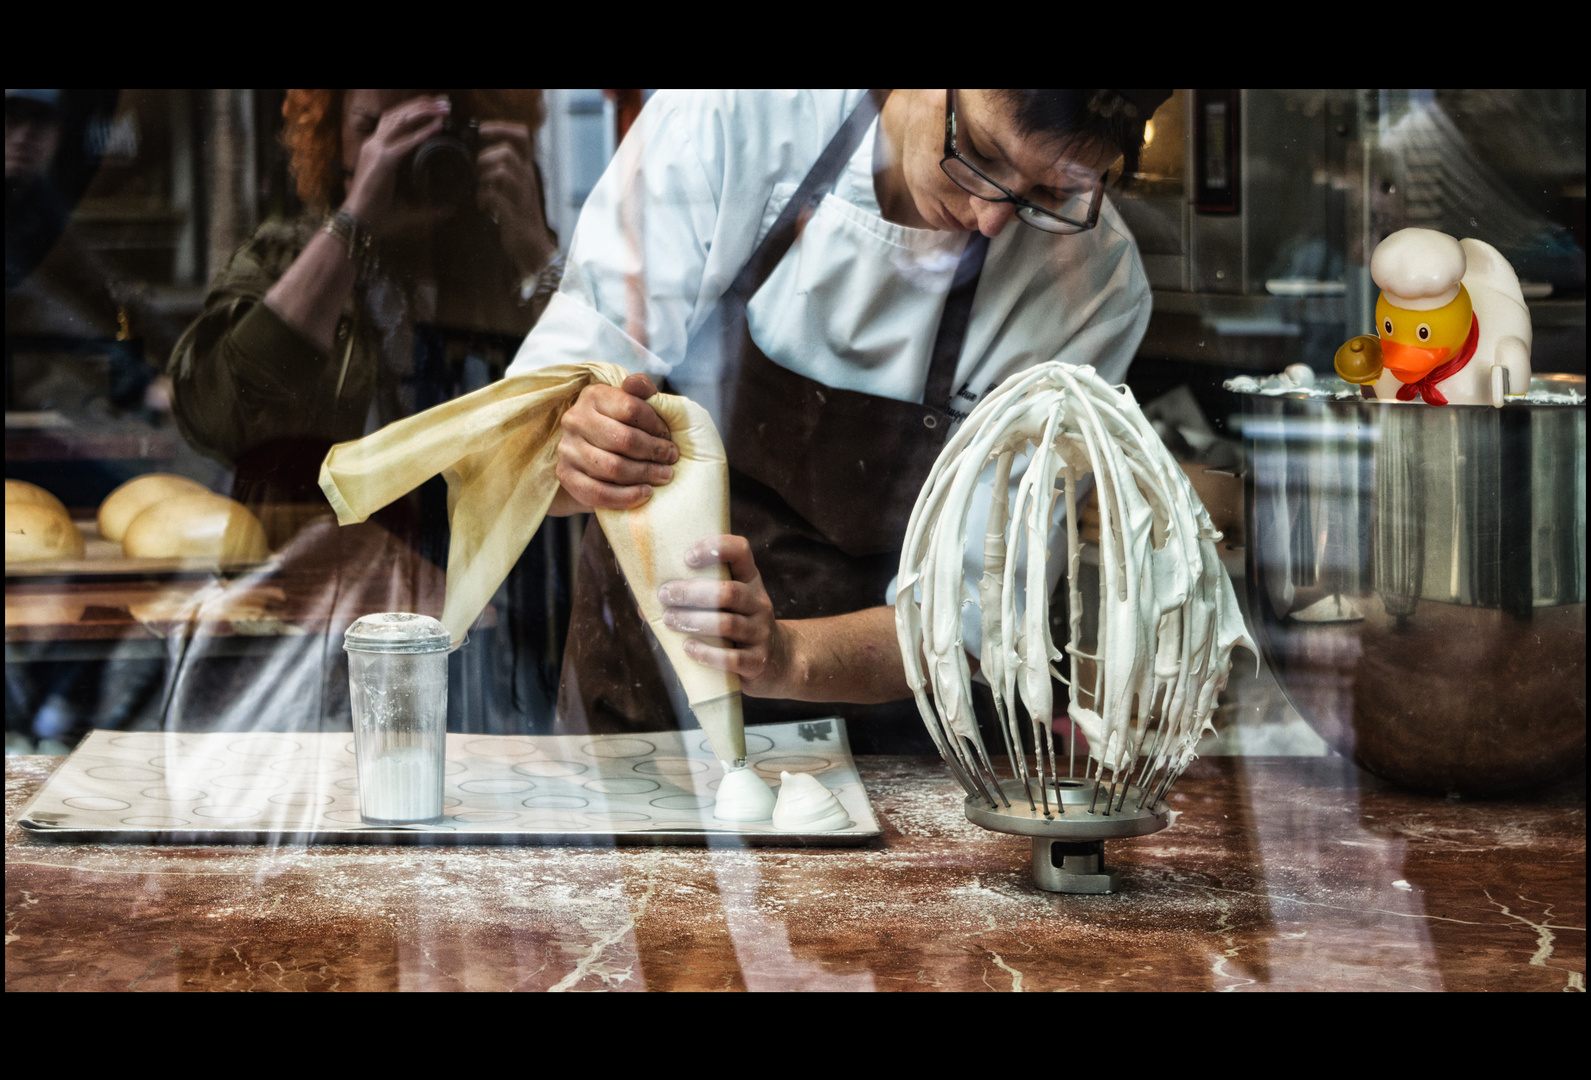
[509,89,1168,751]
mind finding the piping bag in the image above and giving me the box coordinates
[317,360,746,765]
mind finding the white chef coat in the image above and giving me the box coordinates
[508,90,1152,657]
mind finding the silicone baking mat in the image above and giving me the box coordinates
[18,718,880,846]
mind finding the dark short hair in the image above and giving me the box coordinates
[993,89,1155,186]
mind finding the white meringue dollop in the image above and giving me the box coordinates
[770,771,850,831]
[713,765,777,822]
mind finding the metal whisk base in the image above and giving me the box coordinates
[964,779,1169,894]
[1034,839,1116,894]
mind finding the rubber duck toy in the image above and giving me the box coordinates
[1334,228,1531,407]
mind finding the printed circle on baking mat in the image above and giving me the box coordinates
[192,804,262,821]
[122,815,190,828]
[698,732,775,756]
[227,736,300,757]
[583,737,656,759]
[451,811,521,824]
[323,809,369,824]
[268,792,334,808]
[86,764,164,782]
[463,737,542,759]
[142,786,206,802]
[442,796,461,808]
[518,811,588,830]
[148,754,225,772]
[212,773,286,791]
[458,778,535,795]
[583,777,659,795]
[650,794,714,811]
[269,756,349,775]
[512,759,586,778]
[752,754,831,776]
[591,811,651,824]
[332,776,360,792]
[112,733,179,750]
[63,796,131,811]
[522,795,588,809]
[634,757,708,777]
[444,760,466,776]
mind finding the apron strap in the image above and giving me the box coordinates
[728,89,888,300]
[726,88,989,413]
[925,231,988,411]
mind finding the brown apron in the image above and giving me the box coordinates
[558,91,990,754]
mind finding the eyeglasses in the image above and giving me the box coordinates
[939,89,1104,235]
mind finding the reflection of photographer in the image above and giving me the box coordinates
[170,90,559,513]
[161,90,565,736]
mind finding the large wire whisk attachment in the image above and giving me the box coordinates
[895,362,1254,892]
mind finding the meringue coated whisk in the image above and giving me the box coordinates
[894,362,1254,893]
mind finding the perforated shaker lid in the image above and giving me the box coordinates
[343,612,451,654]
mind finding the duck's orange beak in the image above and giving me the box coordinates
[1381,340,1452,382]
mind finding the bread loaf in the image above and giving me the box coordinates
[121,494,270,561]
[127,583,282,625]
[5,479,69,517]
[98,474,211,543]
[5,593,87,627]
[5,503,86,563]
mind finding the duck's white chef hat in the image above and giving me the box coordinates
[1372,228,1466,310]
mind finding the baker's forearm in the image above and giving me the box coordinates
[770,606,910,704]
[262,229,357,356]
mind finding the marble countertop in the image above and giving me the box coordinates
[6,753,1583,991]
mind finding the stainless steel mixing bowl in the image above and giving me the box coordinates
[1237,375,1586,795]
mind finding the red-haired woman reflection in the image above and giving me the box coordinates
[164,90,562,735]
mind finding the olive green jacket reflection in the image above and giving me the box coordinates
[168,211,561,469]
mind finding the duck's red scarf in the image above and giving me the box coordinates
[1396,315,1480,406]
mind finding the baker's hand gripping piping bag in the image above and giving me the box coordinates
[317,361,746,765]
[596,392,744,764]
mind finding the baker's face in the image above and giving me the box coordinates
[899,89,1122,238]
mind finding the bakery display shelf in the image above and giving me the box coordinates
[5,520,278,584]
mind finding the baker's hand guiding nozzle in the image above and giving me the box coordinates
[1335,335,1384,385]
